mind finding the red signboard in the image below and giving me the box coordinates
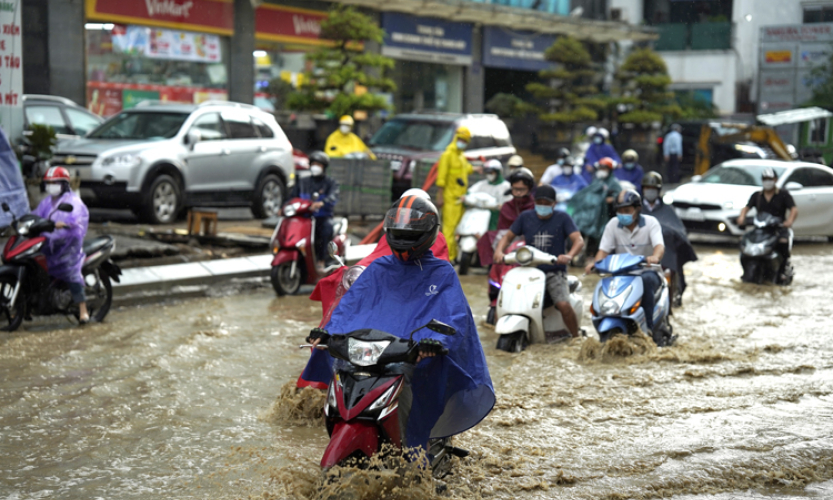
[255,5,327,45]
[86,0,234,36]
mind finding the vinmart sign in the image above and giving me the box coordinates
[86,0,234,36]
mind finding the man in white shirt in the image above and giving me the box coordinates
[663,123,683,184]
[585,189,665,333]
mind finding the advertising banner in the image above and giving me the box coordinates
[255,5,327,45]
[761,23,833,44]
[0,0,22,140]
[86,0,234,36]
[111,25,221,63]
[381,12,473,66]
[482,26,556,72]
[86,81,227,116]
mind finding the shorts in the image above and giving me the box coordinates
[545,271,569,304]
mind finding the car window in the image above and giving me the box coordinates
[25,105,72,135]
[787,168,814,187]
[491,121,512,147]
[88,112,189,139]
[465,120,496,150]
[369,120,455,151]
[190,113,227,141]
[252,116,274,138]
[788,167,833,187]
[699,164,787,186]
[221,111,258,139]
[468,134,495,150]
[64,108,102,136]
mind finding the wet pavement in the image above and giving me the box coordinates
[1,242,832,499]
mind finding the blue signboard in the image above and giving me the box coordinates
[482,26,557,72]
[381,12,473,65]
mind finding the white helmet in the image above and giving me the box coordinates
[586,126,598,137]
[484,159,503,172]
[507,155,524,168]
[400,188,431,201]
[598,127,610,139]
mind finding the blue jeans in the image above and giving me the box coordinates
[640,271,662,332]
[67,281,86,304]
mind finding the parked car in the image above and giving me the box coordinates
[22,94,104,140]
[50,101,294,224]
[668,159,833,237]
[369,112,516,196]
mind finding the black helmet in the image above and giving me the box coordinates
[556,147,570,159]
[761,167,778,180]
[641,171,663,190]
[384,195,440,262]
[308,151,330,169]
[614,189,642,210]
[508,168,534,190]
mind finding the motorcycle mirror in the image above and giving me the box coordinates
[426,319,456,336]
[58,203,74,212]
[328,241,345,267]
[1,202,9,212]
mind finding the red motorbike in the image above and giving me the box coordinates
[0,202,121,331]
[269,198,348,295]
[303,319,468,478]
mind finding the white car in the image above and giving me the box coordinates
[668,159,833,237]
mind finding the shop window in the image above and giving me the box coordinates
[65,108,102,136]
[25,105,72,135]
[190,113,227,141]
[222,112,258,139]
[804,6,833,23]
[810,118,828,144]
[252,117,275,138]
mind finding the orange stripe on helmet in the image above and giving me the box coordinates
[395,195,417,226]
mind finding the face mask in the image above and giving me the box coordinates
[46,183,63,196]
[340,125,351,134]
[624,162,635,170]
[486,173,497,182]
[535,204,554,217]
[557,158,564,166]
[310,165,324,177]
[596,169,609,179]
[643,188,659,202]
[456,141,467,150]
[593,136,603,145]
[617,213,634,226]
[762,180,775,190]
[562,167,572,177]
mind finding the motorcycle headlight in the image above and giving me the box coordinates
[347,338,390,367]
[342,265,366,290]
[600,300,620,315]
[101,154,141,168]
[17,219,33,236]
[327,377,338,408]
[283,203,297,217]
[516,247,533,265]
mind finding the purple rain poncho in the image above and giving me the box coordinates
[33,190,89,285]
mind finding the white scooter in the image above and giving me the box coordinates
[495,245,584,352]
[455,191,499,275]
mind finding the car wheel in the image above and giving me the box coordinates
[141,175,181,224]
[252,173,285,219]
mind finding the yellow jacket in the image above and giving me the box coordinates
[435,140,472,199]
[324,131,377,159]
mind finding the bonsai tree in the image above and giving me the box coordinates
[611,47,682,124]
[265,77,296,111]
[525,36,605,123]
[287,5,396,117]
[16,123,57,179]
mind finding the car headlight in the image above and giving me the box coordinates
[101,154,141,168]
[663,193,674,205]
[342,265,366,290]
[516,246,533,265]
[348,338,390,367]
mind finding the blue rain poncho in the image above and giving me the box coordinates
[0,128,28,227]
[567,176,621,239]
[325,251,495,449]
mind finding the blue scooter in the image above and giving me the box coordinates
[590,254,676,347]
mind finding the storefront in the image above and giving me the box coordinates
[84,0,234,116]
[380,12,473,114]
[481,26,556,106]
[253,4,329,110]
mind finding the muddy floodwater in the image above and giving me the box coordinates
[1,244,833,499]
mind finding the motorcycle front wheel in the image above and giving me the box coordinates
[0,275,24,332]
[496,331,526,353]
[77,271,112,323]
[271,261,302,296]
[458,251,473,275]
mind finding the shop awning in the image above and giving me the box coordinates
[321,0,657,43]
[757,107,833,127]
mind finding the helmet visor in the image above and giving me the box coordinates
[384,207,436,232]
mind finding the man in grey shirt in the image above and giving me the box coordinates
[663,123,683,183]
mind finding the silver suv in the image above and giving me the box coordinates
[51,101,294,224]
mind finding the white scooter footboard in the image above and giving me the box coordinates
[496,315,530,335]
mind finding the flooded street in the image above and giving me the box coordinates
[2,243,833,499]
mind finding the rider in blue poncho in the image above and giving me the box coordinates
[582,128,621,184]
[307,194,495,450]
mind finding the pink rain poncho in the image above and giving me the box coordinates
[33,190,89,285]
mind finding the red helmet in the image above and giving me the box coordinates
[44,167,71,182]
[596,157,617,170]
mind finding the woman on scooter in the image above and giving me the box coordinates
[465,159,511,230]
[307,195,494,452]
[33,167,90,324]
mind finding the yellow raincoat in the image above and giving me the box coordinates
[436,128,473,261]
[324,130,377,159]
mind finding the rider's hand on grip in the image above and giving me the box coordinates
[306,327,331,346]
[417,338,447,359]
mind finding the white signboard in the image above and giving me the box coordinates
[0,0,23,140]
[112,25,222,63]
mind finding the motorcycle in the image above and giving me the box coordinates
[455,192,498,275]
[269,198,348,296]
[0,202,121,331]
[302,319,469,478]
[739,212,792,285]
[495,245,584,352]
[589,254,675,347]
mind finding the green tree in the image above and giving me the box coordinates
[265,77,295,111]
[287,5,396,117]
[612,47,682,124]
[525,36,605,123]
